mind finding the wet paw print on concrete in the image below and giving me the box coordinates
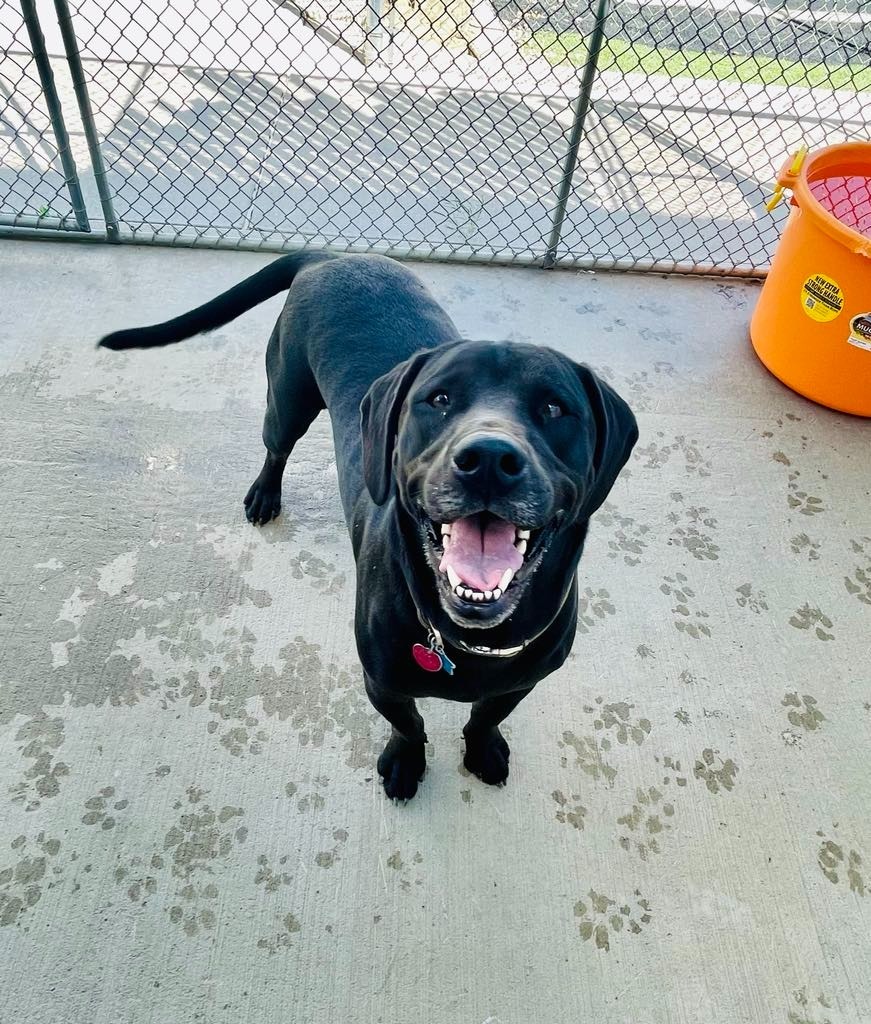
[165,631,378,773]
[552,790,587,830]
[791,533,821,562]
[254,853,302,953]
[257,912,302,954]
[762,412,803,438]
[817,832,866,896]
[384,849,424,892]
[788,986,835,1024]
[598,502,651,566]
[844,537,871,606]
[115,854,163,906]
[634,433,712,477]
[559,732,616,786]
[0,832,63,927]
[736,583,768,613]
[782,693,825,735]
[589,698,652,747]
[694,749,738,794]
[168,880,220,936]
[616,362,678,412]
[314,829,349,869]
[789,604,834,641]
[81,787,129,830]
[263,638,379,769]
[634,437,674,471]
[617,786,676,860]
[288,549,346,597]
[787,470,825,517]
[660,575,711,639]
[8,713,68,811]
[149,787,249,937]
[657,755,689,790]
[161,670,203,711]
[577,588,616,634]
[667,505,720,562]
[558,700,650,787]
[715,282,749,310]
[255,854,292,893]
[285,777,329,812]
[573,889,653,951]
[208,716,269,758]
[618,756,686,859]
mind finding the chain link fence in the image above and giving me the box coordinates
[1,0,869,271]
[1,0,88,231]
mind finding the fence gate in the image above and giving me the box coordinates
[1,0,869,272]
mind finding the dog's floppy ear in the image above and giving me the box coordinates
[574,364,639,518]
[360,349,434,506]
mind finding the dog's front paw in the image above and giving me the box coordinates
[243,477,281,525]
[377,735,426,801]
[463,726,510,786]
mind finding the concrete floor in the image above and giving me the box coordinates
[1,240,870,1023]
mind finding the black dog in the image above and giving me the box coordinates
[100,252,638,800]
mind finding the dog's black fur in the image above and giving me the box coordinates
[100,252,638,800]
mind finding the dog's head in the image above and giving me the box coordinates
[361,340,637,631]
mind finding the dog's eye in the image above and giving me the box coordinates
[543,401,564,419]
[429,391,450,409]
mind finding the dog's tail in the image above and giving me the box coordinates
[98,250,336,350]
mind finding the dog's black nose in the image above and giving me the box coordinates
[452,434,527,492]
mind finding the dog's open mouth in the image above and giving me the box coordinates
[421,511,553,609]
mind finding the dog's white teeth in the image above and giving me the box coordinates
[517,529,531,540]
[452,584,505,602]
[499,568,514,591]
[440,524,451,538]
[516,539,527,555]
[446,567,461,590]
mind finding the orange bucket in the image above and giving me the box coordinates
[750,141,871,416]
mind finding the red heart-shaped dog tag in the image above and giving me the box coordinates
[412,643,442,672]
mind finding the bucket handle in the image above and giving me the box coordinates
[766,145,808,212]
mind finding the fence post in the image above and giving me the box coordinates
[363,0,385,65]
[52,0,120,240]
[20,0,89,231]
[543,0,609,269]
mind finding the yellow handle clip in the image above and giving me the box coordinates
[766,145,808,212]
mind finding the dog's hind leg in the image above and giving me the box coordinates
[244,324,324,525]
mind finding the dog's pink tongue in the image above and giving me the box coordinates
[438,516,523,591]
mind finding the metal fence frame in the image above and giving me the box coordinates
[1,0,868,274]
[1,0,88,231]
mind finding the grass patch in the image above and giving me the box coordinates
[524,31,871,93]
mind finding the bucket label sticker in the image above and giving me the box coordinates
[800,273,844,322]
[847,313,871,353]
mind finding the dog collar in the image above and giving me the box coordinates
[411,610,528,674]
[452,635,527,658]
